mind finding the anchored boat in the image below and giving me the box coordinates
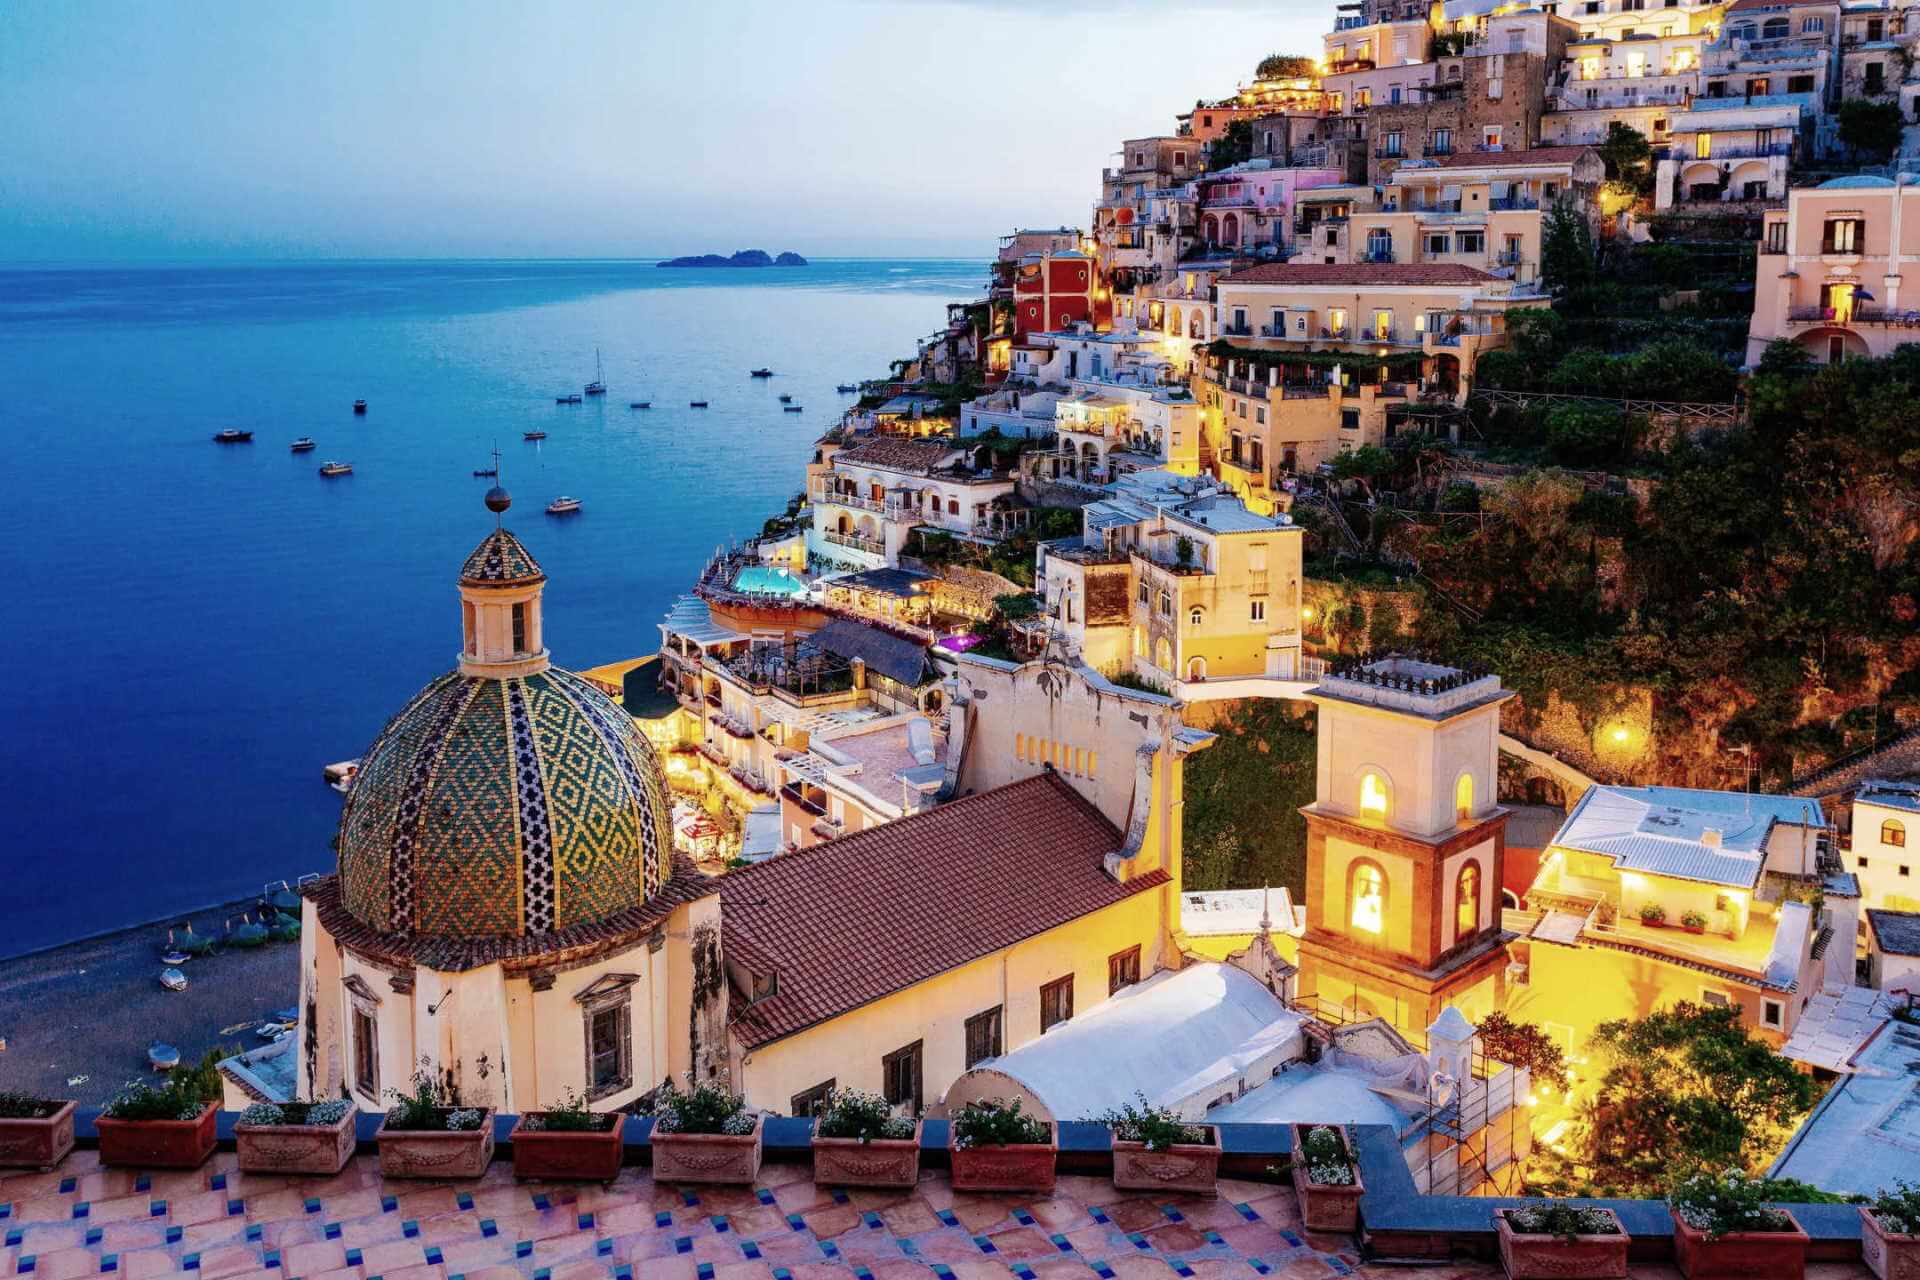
[213,429,253,443]
[319,461,353,477]
[547,496,583,515]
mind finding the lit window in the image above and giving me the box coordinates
[1359,771,1390,817]
[1456,862,1480,938]
[1884,820,1906,848]
[1350,860,1387,934]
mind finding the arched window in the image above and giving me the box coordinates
[1456,862,1481,938]
[1885,819,1907,848]
[1359,770,1390,818]
[1189,606,1204,626]
[1350,860,1387,934]
[1762,16,1788,38]
[1455,772,1475,821]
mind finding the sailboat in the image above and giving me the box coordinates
[584,348,607,396]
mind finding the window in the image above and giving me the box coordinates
[351,1006,379,1101]
[1350,859,1387,934]
[883,1041,923,1111]
[1761,999,1785,1029]
[1801,15,1823,30]
[1359,770,1390,817]
[1041,975,1075,1031]
[1431,127,1453,155]
[1826,219,1863,254]
[1341,409,1360,430]
[791,1080,835,1117]
[1457,230,1485,253]
[1483,125,1503,149]
[964,1008,1003,1068]
[588,1003,631,1096]
[1884,820,1906,848]
[1189,606,1203,626]
[1250,599,1266,622]
[1384,131,1403,156]
[1366,229,1392,261]
[1765,222,1787,254]
[1695,131,1712,159]
[1158,590,1172,617]
[1108,945,1142,994]
[511,602,527,653]
[1426,233,1452,255]
[1372,309,1393,339]
[1138,580,1149,605]
[1456,861,1481,938]
[1904,865,1914,878]
[1455,772,1474,820]
[1860,856,1872,869]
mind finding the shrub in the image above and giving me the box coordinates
[1869,1181,1920,1235]
[1299,1125,1355,1185]
[1544,401,1633,466]
[1681,909,1708,929]
[1093,1093,1206,1152]
[813,1089,915,1143]
[524,1087,614,1132]
[651,1081,756,1136]
[951,1097,1050,1149]
[1474,1012,1571,1092]
[1670,1168,1799,1239]
[0,1092,61,1119]
[104,1049,224,1122]
[1504,1202,1621,1240]
[384,1062,478,1132]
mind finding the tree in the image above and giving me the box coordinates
[1536,1003,1820,1198]
[1838,98,1904,164]
[1181,700,1317,895]
[1331,444,1395,501]
[1540,200,1597,299]
[1596,122,1654,193]
[1544,401,1634,466]
[1255,53,1315,81]
[1206,119,1254,169]
[1174,535,1196,568]
[1473,1012,1570,1091]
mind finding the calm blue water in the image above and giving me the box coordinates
[0,258,979,957]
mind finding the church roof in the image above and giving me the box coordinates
[460,528,545,585]
[722,772,1164,1049]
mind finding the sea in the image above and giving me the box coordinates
[0,258,980,959]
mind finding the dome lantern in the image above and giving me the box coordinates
[457,527,549,678]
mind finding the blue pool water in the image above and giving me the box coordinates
[732,565,810,597]
[0,258,976,957]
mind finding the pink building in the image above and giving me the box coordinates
[1196,164,1350,254]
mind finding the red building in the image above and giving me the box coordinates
[1012,252,1101,337]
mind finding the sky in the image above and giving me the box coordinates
[0,1,1325,262]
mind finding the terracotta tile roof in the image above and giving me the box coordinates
[1424,146,1591,169]
[832,438,962,473]
[304,864,718,974]
[722,772,1165,1049]
[1221,263,1499,287]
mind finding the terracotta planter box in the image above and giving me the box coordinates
[235,1105,358,1176]
[0,1100,77,1171]
[96,1104,218,1170]
[375,1109,496,1180]
[1682,922,1707,935]
[1671,1207,1808,1280]
[650,1114,764,1185]
[1290,1124,1365,1234]
[509,1114,626,1182]
[1861,1207,1920,1280]
[811,1120,923,1189]
[1112,1126,1222,1198]
[1496,1207,1629,1280]
[948,1124,1057,1195]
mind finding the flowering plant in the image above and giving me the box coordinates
[1093,1093,1206,1152]
[813,1089,914,1143]
[239,1099,351,1127]
[1869,1181,1920,1235]
[650,1081,756,1136]
[1669,1168,1796,1240]
[1503,1202,1621,1241]
[950,1097,1049,1149]
[1298,1125,1355,1185]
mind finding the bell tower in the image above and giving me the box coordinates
[456,480,551,679]
[1294,655,1514,1033]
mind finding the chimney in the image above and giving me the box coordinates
[1701,828,1722,848]
[850,656,867,690]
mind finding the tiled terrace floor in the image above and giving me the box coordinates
[0,1152,1871,1280]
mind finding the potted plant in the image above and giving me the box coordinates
[235,1099,357,1175]
[1681,910,1709,935]
[810,1089,921,1189]
[509,1088,625,1182]
[1861,1180,1920,1280]
[1290,1124,1365,1234]
[1096,1093,1221,1197]
[375,1068,494,1180]
[1640,903,1668,928]
[949,1098,1055,1195]
[96,1050,223,1169]
[648,1082,763,1185]
[1496,1202,1628,1279]
[0,1091,78,1171]
[1668,1168,1809,1280]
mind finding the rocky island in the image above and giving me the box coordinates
[656,249,808,268]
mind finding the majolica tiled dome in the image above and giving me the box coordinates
[461,528,545,586]
[337,667,674,939]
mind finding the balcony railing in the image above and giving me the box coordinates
[814,487,887,513]
[1819,241,1867,256]
[1495,249,1523,266]
[1489,196,1541,211]
[1393,199,1462,213]
[1374,147,1406,159]
[1221,324,1253,337]
[1362,248,1395,263]
[1666,142,1792,160]
[780,783,826,818]
[822,529,885,555]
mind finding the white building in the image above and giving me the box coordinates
[806,437,1020,569]
[1850,780,1920,912]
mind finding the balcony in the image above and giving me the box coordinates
[1666,141,1793,161]
[1361,249,1395,264]
[1394,199,1462,214]
[1495,249,1523,266]
[1374,147,1406,159]
[1221,323,1254,337]
[1328,58,1376,74]
[823,529,886,555]
[1488,196,1540,212]
[814,486,887,514]
[780,782,827,818]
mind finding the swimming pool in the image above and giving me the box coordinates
[732,565,810,598]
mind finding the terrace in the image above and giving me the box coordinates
[0,1114,1878,1280]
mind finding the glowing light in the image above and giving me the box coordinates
[1611,726,1631,743]
[1302,605,1316,620]
[1351,862,1386,934]
[1359,771,1389,817]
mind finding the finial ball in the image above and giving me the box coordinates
[484,485,511,514]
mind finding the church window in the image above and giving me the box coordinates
[964,1007,1003,1068]
[1456,862,1481,939]
[462,600,476,654]
[1884,819,1906,848]
[1359,771,1390,818]
[883,1041,923,1111]
[1108,945,1142,994]
[1041,974,1075,1031]
[1350,860,1387,935]
[585,998,632,1100]
[511,602,527,654]
[791,1080,835,1117]
[1455,772,1475,821]
[351,1006,379,1101]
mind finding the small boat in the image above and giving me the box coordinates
[175,924,216,956]
[689,400,709,408]
[547,496,583,515]
[585,348,607,396]
[319,461,353,477]
[836,383,859,393]
[212,429,253,443]
[323,759,359,792]
[158,968,188,993]
[352,399,367,414]
[290,437,316,452]
[524,430,548,441]
[778,394,793,403]
[227,914,268,948]
[783,405,804,413]
[629,401,651,409]
[556,394,582,404]
[160,931,190,966]
[473,467,498,478]
[750,368,774,378]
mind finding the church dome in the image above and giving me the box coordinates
[334,522,673,941]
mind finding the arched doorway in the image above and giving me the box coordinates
[1202,214,1219,245]
[1221,212,1240,245]
[1154,636,1173,671]
[1186,656,1207,680]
